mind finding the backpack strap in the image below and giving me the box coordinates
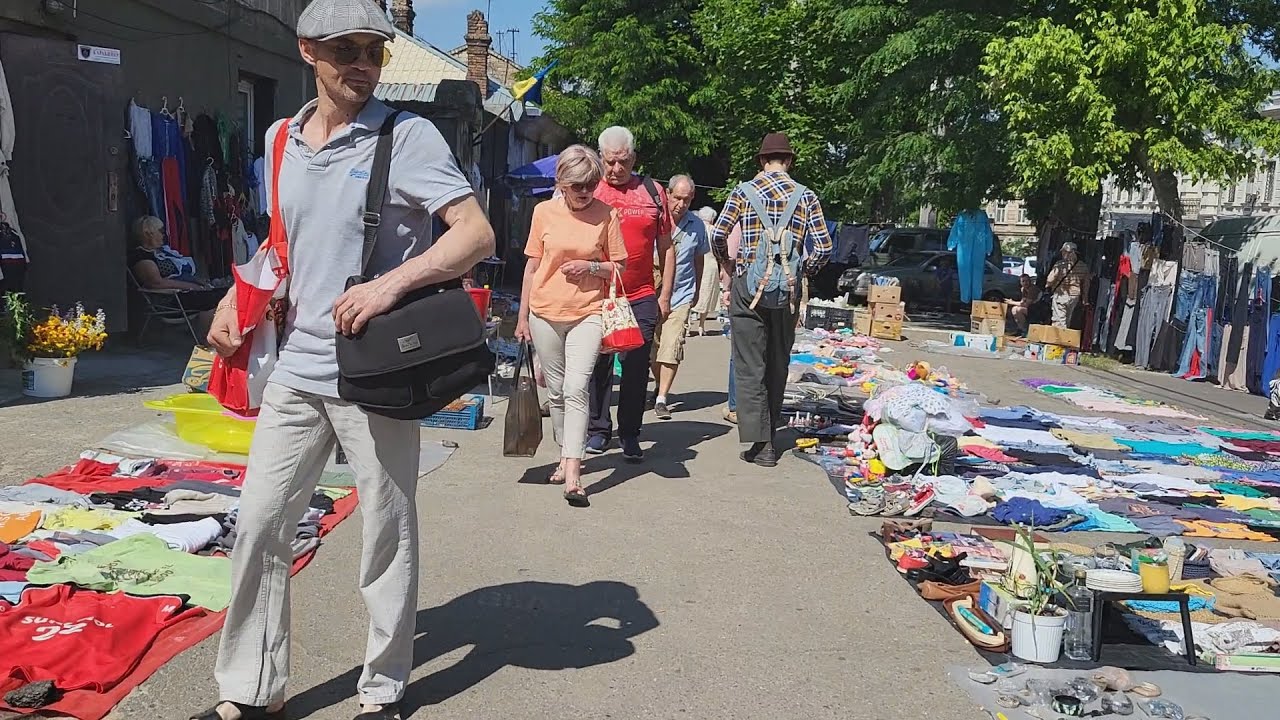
[640,177,663,221]
[740,181,808,309]
[360,111,403,277]
[267,117,292,276]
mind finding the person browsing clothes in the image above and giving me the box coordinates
[193,2,495,719]
[1046,241,1089,329]
[515,145,626,507]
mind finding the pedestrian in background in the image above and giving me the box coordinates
[515,146,626,506]
[720,221,742,425]
[194,2,495,720]
[691,206,723,336]
[711,133,832,467]
[650,175,707,419]
[1047,241,1088,329]
[585,126,675,462]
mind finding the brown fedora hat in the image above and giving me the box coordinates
[756,132,795,160]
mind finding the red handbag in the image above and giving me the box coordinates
[600,265,644,353]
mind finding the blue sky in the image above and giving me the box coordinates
[413,0,549,66]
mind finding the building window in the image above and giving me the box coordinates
[1229,182,1237,204]
[994,203,1007,224]
[1268,161,1276,204]
[1018,207,1028,225]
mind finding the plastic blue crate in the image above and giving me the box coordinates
[420,395,485,430]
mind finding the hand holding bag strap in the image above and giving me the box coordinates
[359,111,403,277]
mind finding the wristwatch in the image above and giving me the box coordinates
[590,260,601,275]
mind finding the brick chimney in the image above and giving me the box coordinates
[389,0,414,34]
[464,10,491,97]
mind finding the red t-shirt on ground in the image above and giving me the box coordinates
[594,176,673,302]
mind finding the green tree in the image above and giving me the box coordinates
[531,0,714,182]
[983,0,1280,220]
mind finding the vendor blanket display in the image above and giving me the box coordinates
[0,450,360,719]
[1022,379,1206,421]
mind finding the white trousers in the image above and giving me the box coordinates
[529,313,602,459]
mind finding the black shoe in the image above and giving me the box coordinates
[620,437,644,462]
[191,702,287,720]
[354,704,401,720]
[654,401,672,420]
[740,443,778,468]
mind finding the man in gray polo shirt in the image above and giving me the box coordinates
[193,2,494,720]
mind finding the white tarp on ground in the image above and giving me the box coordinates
[1202,214,1280,270]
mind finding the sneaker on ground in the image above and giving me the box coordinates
[620,437,644,462]
[585,435,609,455]
[654,401,672,420]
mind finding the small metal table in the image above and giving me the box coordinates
[1091,590,1196,666]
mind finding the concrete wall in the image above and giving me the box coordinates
[1,0,313,129]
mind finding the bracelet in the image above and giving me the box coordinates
[590,260,601,276]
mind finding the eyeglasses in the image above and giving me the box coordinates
[567,182,599,194]
[325,42,392,68]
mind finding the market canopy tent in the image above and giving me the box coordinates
[507,154,557,196]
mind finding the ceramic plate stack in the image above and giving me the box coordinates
[1085,569,1143,593]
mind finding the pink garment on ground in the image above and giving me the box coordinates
[964,445,1020,463]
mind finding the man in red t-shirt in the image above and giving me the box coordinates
[585,126,675,461]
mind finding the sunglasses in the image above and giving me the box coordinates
[324,42,392,68]
[567,181,599,194]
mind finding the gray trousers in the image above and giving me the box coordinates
[1134,284,1174,369]
[214,382,421,707]
[729,275,797,444]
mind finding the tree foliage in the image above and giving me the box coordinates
[983,0,1280,215]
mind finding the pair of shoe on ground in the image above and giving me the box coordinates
[192,701,398,720]
[585,435,644,461]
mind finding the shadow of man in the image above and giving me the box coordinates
[287,580,659,719]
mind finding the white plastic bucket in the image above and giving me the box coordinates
[22,356,77,398]
[1011,609,1066,664]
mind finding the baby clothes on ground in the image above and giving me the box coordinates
[0,484,91,508]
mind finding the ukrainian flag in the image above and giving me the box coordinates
[512,60,558,105]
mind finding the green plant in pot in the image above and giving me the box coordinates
[1005,526,1069,663]
[0,291,35,368]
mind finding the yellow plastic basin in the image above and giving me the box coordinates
[144,393,256,454]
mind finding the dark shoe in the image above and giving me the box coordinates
[645,391,656,410]
[741,442,778,468]
[564,488,590,507]
[190,702,287,720]
[354,704,401,720]
[585,435,609,455]
[654,401,672,420]
[1266,408,1280,422]
[620,437,644,462]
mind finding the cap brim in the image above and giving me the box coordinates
[305,28,395,42]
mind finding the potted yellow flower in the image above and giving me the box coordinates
[10,297,108,398]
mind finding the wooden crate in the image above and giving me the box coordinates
[868,284,902,305]
[871,319,903,341]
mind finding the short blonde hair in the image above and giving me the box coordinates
[556,145,604,186]
[131,215,164,242]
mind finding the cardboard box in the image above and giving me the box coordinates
[949,332,998,353]
[1028,324,1082,349]
[854,310,872,336]
[971,300,1005,320]
[871,301,905,322]
[969,318,1007,347]
[871,319,902,340]
[978,581,1030,630]
[867,284,901,305]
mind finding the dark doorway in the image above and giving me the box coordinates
[0,34,127,329]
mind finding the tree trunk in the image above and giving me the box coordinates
[1134,143,1183,222]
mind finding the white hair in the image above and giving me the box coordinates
[598,125,636,156]
[668,174,694,193]
[696,206,717,223]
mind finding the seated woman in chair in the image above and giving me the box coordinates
[129,216,222,312]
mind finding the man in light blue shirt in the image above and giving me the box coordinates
[651,174,708,419]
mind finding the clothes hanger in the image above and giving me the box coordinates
[160,96,173,118]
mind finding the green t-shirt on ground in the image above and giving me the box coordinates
[25,534,231,611]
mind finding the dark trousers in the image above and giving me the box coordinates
[588,295,658,441]
[729,275,797,444]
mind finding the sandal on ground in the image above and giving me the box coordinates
[548,466,566,485]
[190,702,286,720]
[354,704,402,720]
[881,492,911,517]
[563,488,589,507]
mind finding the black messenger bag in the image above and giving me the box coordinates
[336,112,495,420]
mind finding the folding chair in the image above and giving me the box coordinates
[127,269,202,345]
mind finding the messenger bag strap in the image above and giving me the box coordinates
[360,111,403,276]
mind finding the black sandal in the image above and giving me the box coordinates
[190,702,287,720]
[563,488,589,507]
[354,704,402,720]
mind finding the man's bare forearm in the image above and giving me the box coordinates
[384,198,495,294]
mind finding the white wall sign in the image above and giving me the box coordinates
[76,45,121,65]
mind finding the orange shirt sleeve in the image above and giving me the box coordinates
[605,208,627,262]
[526,201,546,258]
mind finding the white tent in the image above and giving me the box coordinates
[1201,214,1280,270]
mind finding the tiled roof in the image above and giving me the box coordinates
[377,29,525,121]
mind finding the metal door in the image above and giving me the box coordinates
[0,34,126,329]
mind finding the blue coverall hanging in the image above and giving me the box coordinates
[947,209,994,304]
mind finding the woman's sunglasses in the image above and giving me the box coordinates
[325,42,392,68]
[566,181,599,194]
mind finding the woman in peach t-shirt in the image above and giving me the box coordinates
[516,146,626,506]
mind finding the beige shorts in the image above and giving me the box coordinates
[652,303,691,365]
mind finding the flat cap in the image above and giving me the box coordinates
[297,0,396,42]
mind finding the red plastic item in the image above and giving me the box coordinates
[467,287,491,319]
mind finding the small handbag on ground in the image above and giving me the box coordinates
[335,112,496,420]
[600,266,645,353]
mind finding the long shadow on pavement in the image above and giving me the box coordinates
[286,580,659,719]
[669,390,728,413]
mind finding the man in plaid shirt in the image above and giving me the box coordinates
[710,133,832,467]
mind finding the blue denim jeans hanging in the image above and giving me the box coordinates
[1175,307,1211,379]
[1174,269,1199,323]
[134,156,164,221]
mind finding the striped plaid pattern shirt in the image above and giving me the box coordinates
[709,170,832,277]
